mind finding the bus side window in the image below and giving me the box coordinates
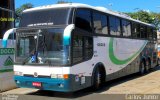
[153,28,157,42]
[72,35,93,64]
[122,20,131,37]
[131,22,140,38]
[84,36,93,60]
[72,35,83,64]
[93,11,108,34]
[109,16,121,36]
[75,9,92,32]
[147,27,153,40]
[140,25,147,39]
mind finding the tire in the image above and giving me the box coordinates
[92,67,102,90]
[147,59,152,72]
[157,58,160,66]
[139,61,146,75]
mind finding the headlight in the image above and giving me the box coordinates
[14,71,23,76]
[51,74,57,78]
[57,74,63,79]
[50,74,69,79]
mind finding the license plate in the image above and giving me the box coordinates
[32,82,42,87]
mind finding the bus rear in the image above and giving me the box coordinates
[14,7,75,92]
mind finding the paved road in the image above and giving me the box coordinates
[101,66,160,94]
[1,66,160,100]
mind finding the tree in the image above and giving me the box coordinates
[126,11,160,28]
[126,10,152,23]
[15,3,34,27]
[16,3,34,17]
[150,12,160,28]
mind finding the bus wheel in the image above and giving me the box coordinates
[139,61,146,75]
[147,59,152,72]
[93,67,101,90]
[157,58,160,66]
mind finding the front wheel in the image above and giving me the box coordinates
[92,68,102,90]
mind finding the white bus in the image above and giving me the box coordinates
[14,3,157,92]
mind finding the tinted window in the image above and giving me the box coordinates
[122,20,131,37]
[84,36,93,60]
[75,9,92,32]
[147,27,153,40]
[109,16,121,36]
[93,12,108,34]
[20,8,72,27]
[153,28,157,41]
[72,34,93,64]
[132,22,140,38]
[72,35,83,64]
[140,25,147,38]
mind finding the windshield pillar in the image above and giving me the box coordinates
[63,24,75,65]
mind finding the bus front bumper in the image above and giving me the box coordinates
[14,75,72,92]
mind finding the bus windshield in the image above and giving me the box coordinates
[20,8,72,27]
[15,28,70,66]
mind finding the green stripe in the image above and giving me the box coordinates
[109,38,147,65]
[0,69,13,73]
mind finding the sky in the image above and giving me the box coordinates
[15,0,160,13]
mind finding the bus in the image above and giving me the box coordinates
[14,3,157,92]
[157,45,160,64]
[0,0,16,91]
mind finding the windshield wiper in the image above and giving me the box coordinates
[22,56,30,65]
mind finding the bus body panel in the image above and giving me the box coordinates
[14,65,70,75]
[14,75,72,92]
[14,37,156,92]
[71,37,148,76]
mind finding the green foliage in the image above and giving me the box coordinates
[15,3,34,27]
[16,3,34,17]
[126,11,160,28]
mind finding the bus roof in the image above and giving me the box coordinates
[24,3,155,27]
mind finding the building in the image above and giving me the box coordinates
[0,0,16,92]
[0,0,15,39]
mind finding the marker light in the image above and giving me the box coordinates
[63,74,69,79]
